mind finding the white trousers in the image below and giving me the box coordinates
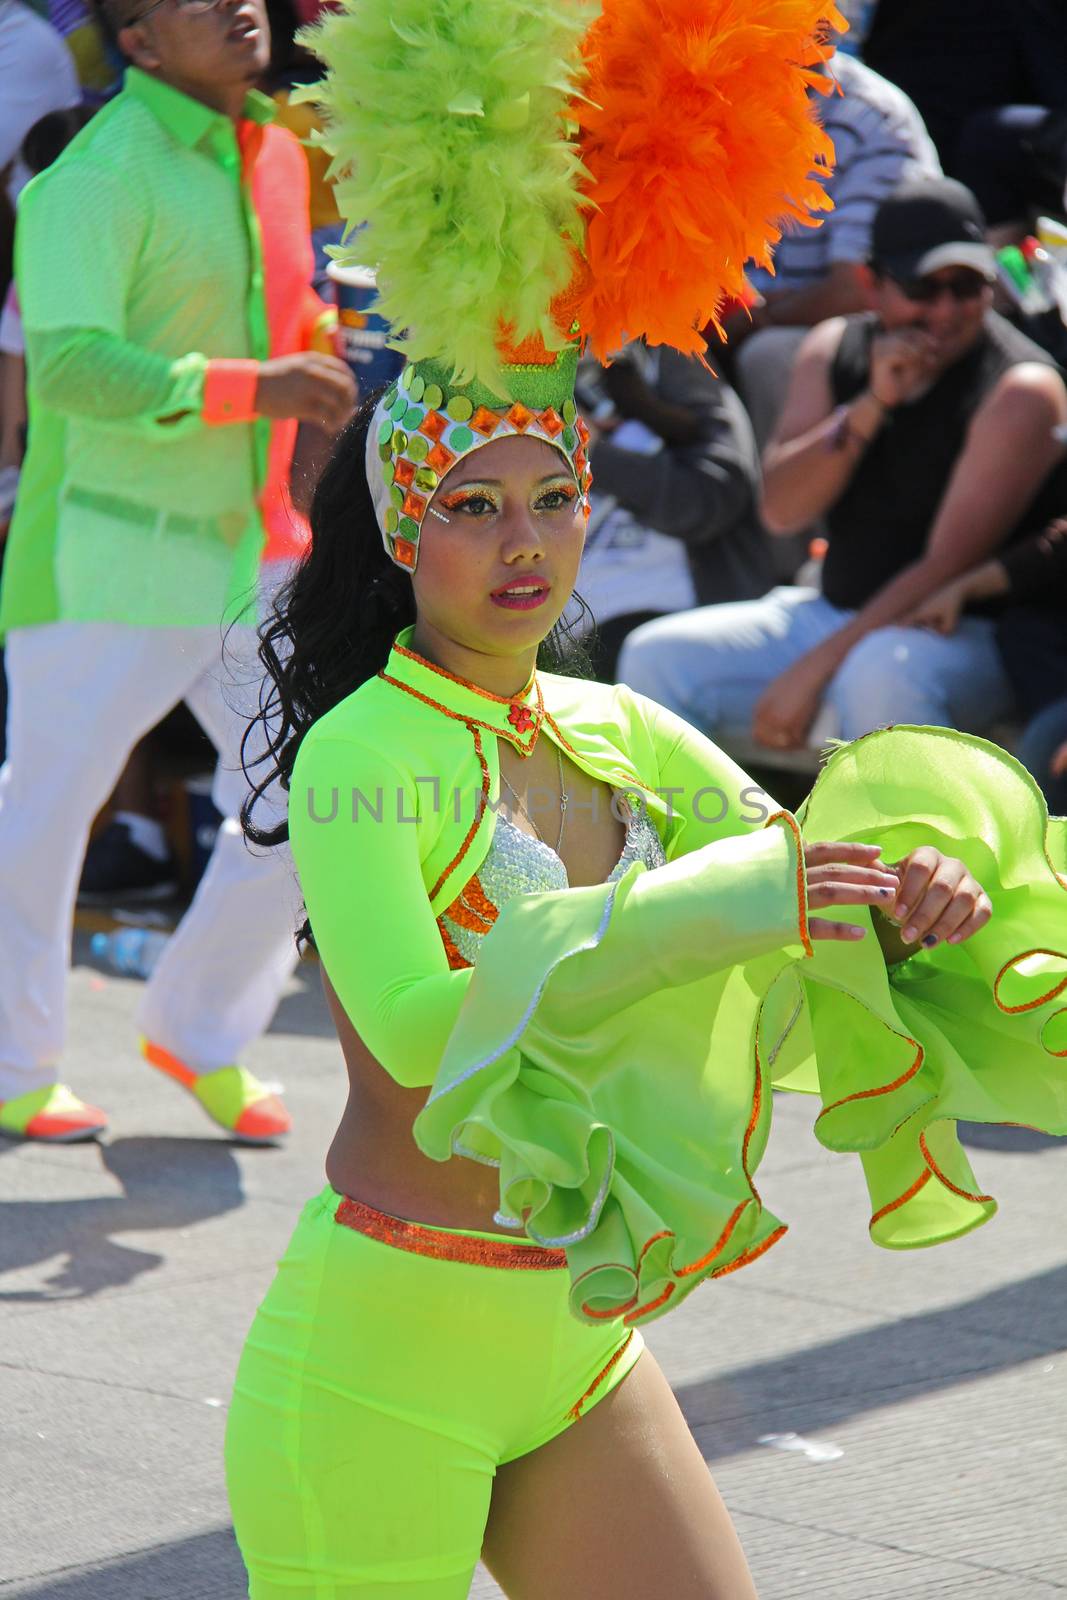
[0,570,299,1100]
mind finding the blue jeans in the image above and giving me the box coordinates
[616,587,1015,744]
[1017,699,1067,816]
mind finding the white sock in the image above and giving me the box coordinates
[114,810,170,863]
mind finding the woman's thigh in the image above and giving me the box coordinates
[226,1195,500,1599]
[482,1351,758,1600]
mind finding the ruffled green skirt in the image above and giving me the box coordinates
[414,728,1067,1327]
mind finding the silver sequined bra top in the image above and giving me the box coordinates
[437,793,667,971]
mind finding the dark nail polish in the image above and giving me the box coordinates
[922,934,938,948]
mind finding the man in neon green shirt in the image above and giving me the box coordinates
[0,0,356,1142]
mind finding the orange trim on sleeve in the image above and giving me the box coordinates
[202,358,260,426]
[764,808,813,958]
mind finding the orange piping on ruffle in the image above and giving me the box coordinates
[674,1201,752,1278]
[868,1129,996,1234]
[710,1223,789,1281]
[566,1329,636,1421]
[580,1296,638,1321]
[869,1167,933,1231]
[992,948,1067,1014]
[764,809,813,958]
[814,1032,924,1126]
[1042,1008,1067,1058]
[743,1038,766,1203]
[335,1195,567,1270]
[623,1281,676,1325]
[576,1199,786,1323]
[579,941,785,1323]
[917,1131,994,1207]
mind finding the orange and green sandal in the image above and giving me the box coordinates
[0,1083,109,1142]
[140,1038,292,1144]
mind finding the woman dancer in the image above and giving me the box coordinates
[226,2,1067,1594]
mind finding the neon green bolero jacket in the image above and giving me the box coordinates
[289,627,1067,1327]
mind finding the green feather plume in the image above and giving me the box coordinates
[300,0,593,390]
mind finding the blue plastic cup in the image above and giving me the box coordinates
[326,263,405,393]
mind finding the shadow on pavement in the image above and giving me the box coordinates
[69,929,336,1043]
[958,1121,1063,1153]
[677,1261,1067,1462]
[0,1137,244,1301]
[267,957,336,1041]
[4,1527,246,1599]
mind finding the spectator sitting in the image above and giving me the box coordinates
[618,177,1067,753]
[911,513,1067,815]
[1016,700,1067,815]
[912,514,1067,717]
[722,47,941,456]
[569,344,771,682]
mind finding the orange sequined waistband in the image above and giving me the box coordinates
[334,1194,568,1271]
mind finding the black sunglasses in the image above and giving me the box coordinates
[892,271,989,305]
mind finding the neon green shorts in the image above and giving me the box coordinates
[225,1186,644,1598]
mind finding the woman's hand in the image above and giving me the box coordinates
[804,842,993,952]
[882,845,992,953]
[804,841,902,942]
[753,654,829,750]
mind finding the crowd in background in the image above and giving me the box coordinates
[1,0,1066,916]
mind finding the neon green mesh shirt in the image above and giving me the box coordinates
[0,69,273,634]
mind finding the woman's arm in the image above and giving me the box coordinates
[290,723,816,1077]
[289,729,476,1089]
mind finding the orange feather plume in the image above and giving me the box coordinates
[572,0,845,361]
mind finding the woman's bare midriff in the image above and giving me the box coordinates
[324,745,627,1234]
[322,981,515,1234]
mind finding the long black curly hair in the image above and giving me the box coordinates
[241,392,596,849]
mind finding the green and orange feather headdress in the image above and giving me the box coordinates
[300,0,844,569]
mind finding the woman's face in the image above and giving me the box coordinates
[410,433,585,662]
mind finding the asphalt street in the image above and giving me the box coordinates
[1,929,1065,1598]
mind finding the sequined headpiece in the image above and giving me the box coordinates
[365,352,592,570]
[302,0,843,571]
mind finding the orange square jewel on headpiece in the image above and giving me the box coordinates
[418,411,449,442]
[470,406,500,437]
